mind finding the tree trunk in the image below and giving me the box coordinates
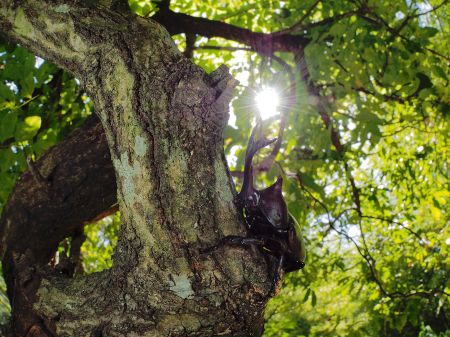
[0,1,272,335]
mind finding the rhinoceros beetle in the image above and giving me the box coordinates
[206,125,306,291]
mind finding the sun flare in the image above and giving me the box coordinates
[255,88,279,120]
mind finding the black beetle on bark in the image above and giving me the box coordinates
[206,125,306,292]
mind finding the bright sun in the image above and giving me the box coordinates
[255,87,280,120]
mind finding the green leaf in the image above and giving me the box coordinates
[439,102,450,116]
[0,111,18,142]
[33,129,58,155]
[330,22,346,36]
[0,83,14,101]
[405,41,422,53]
[302,288,311,303]
[4,42,16,53]
[20,73,35,98]
[232,88,255,132]
[298,172,323,195]
[394,313,407,331]
[15,116,41,141]
[128,0,157,16]
[129,1,142,14]
[35,62,57,87]
[279,8,291,18]
[141,3,154,16]
[416,72,432,91]
[420,27,439,38]
[432,197,440,209]
[367,123,381,146]
[223,125,241,142]
[432,66,447,81]
[3,48,35,80]
[0,149,16,172]
[357,110,383,124]
[311,291,317,307]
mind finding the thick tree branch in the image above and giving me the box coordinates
[0,114,115,335]
[0,115,114,264]
[153,8,310,56]
[1,1,91,77]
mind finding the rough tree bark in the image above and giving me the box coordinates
[0,1,274,336]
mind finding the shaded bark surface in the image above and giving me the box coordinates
[0,114,116,335]
[0,114,114,266]
[0,1,273,336]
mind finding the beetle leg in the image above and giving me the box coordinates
[221,235,265,247]
[274,228,290,235]
[201,235,265,254]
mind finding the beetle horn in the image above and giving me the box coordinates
[274,176,283,190]
[240,124,276,197]
[246,125,276,160]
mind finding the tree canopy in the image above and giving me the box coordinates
[0,0,449,336]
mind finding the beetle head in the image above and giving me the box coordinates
[259,176,289,229]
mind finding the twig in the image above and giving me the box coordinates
[300,10,360,31]
[358,13,450,63]
[413,0,449,17]
[183,33,197,58]
[361,214,424,243]
[295,49,362,216]
[273,0,322,36]
[196,45,252,52]
[302,181,446,300]
[85,204,119,224]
